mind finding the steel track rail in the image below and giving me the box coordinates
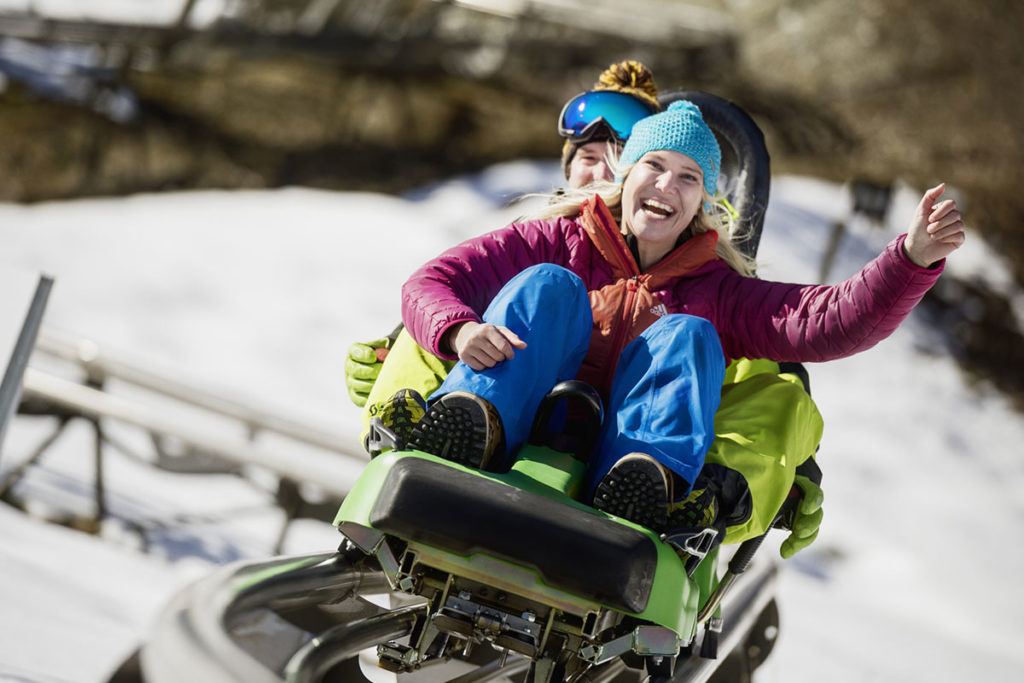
[140,551,396,683]
[281,605,425,683]
[138,546,779,683]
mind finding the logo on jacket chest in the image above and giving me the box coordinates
[649,303,669,317]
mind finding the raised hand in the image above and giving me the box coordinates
[903,183,966,268]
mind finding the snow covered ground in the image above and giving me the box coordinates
[2,164,1024,683]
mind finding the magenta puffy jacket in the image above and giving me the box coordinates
[402,196,943,391]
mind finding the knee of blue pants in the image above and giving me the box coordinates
[646,314,725,365]
[437,263,593,456]
[483,264,590,325]
[589,314,726,496]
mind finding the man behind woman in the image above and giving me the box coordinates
[344,60,661,411]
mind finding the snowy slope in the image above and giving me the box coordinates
[1,165,1023,682]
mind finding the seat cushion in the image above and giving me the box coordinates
[369,457,657,614]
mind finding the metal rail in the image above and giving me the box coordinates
[1,273,52,453]
[20,367,364,499]
[33,325,356,456]
[139,550,537,683]
[136,546,779,683]
[141,551,394,683]
[281,607,426,683]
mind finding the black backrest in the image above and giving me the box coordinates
[658,89,771,261]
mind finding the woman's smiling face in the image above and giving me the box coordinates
[620,150,706,268]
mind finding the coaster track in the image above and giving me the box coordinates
[135,544,778,682]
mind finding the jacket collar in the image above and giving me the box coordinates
[578,195,719,284]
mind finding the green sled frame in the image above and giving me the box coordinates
[333,444,722,682]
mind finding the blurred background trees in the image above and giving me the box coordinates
[2,0,1022,398]
[1,1,1019,235]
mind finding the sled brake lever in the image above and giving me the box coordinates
[696,488,801,624]
[366,417,404,458]
[660,527,720,577]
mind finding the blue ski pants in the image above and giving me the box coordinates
[435,264,726,497]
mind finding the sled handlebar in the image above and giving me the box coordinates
[698,487,800,624]
[727,488,800,575]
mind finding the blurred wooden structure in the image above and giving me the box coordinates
[0,0,734,82]
[2,324,368,553]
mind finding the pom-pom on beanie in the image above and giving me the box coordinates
[617,100,721,197]
[594,60,660,110]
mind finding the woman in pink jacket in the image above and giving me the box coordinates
[397,100,965,532]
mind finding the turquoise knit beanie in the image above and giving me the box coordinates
[617,100,721,198]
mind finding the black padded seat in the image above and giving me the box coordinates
[369,458,657,614]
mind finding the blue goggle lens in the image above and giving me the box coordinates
[558,90,657,142]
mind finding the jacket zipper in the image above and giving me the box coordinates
[603,275,640,392]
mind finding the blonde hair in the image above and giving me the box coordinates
[528,167,757,277]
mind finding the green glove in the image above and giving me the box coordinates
[346,324,404,407]
[780,473,824,559]
[345,337,392,407]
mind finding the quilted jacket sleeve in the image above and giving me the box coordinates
[401,217,575,359]
[714,234,944,362]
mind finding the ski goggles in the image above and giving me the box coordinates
[557,90,659,143]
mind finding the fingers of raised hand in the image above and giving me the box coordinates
[915,183,945,218]
[928,198,957,221]
[928,205,965,244]
[923,182,946,205]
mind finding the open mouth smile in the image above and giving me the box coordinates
[641,198,675,219]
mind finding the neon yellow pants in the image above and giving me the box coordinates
[361,332,823,544]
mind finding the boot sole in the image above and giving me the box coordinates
[411,392,498,470]
[593,455,670,532]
